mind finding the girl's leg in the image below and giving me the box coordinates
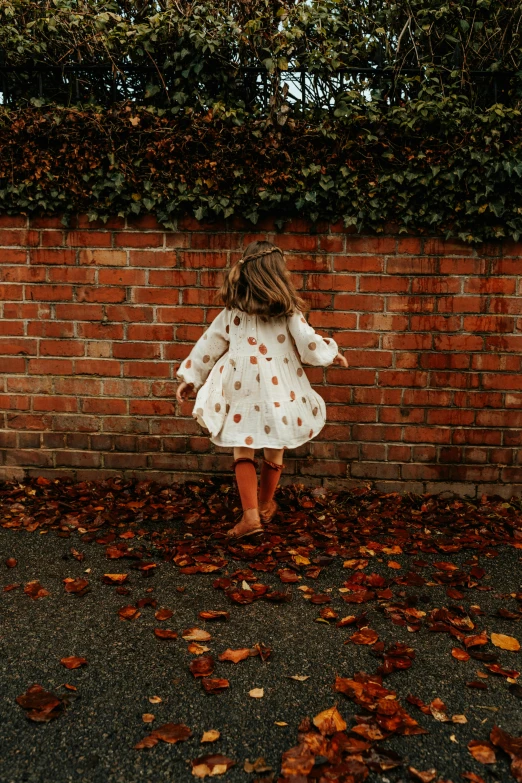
[259,448,284,516]
[227,447,261,536]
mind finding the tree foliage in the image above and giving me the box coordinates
[0,1,521,241]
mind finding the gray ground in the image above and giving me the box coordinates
[1,525,521,783]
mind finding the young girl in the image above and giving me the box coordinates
[175,240,348,539]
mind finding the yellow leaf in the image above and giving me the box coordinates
[313,706,347,735]
[491,633,520,651]
[249,688,264,698]
[201,730,220,743]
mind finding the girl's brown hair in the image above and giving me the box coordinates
[216,241,308,318]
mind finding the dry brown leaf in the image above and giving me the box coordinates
[148,695,162,704]
[468,740,496,764]
[452,647,470,661]
[249,688,264,698]
[60,656,87,669]
[188,643,211,655]
[218,648,250,664]
[102,574,128,584]
[201,730,220,743]
[350,627,379,645]
[289,675,310,682]
[142,713,155,723]
[491,633,520,651]
[387,561,402,569]
[191,754,235,778]
[154,628,178,640]
[24,580,49,599]
[151,722,191,744]
[155,608,174,621]
[313,706,347,735]
[183,627,211,642]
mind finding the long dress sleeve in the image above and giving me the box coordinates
[287,310,338,367]
[176,309,230,391]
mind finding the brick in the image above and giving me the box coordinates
[73,360,121,377]
[48,268,96,284]
[433,334,484,352]
[410,315,461,332]
[465,277,516,294]
[285,253,330,272]
[79,249,127,266]
[387,296,435,313]
[28,359,73,375]
[113,342,161,360]
[40,340,85,357]
[147,270,198,287]
[439,257,486,275]
[359,314,409,332]
[397,237,422,254]
[98,269,146,286]
[488,297,522,315]
[387,257,439,275]
[33,396,78,412]
[360,276,409,293]
[114,232,163,248]
[179,251,228,268]
[334,255,383,273]
[0,249,27,264]
[77,286,126,304]
[420,352,470,370]
[424,239,474,256]
[66,231,112,247]
[40,230,65,247]
[334,294,384,312]
[0,283,23,300]
[411,277,461,294]
[0,266,45,283]
[157,307,205,324]
[31,249,76,265]
[305,274,356,292]
[123,361,170,378]
[318,236,344,253]
[427,409,475,426]
[378,370,428,387]
[127,324,173,341]
[26,285,73,301]
[402,426,451,444]
[437,296,484,314]
[55,304,104,321]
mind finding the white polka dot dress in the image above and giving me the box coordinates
[176,308,338,449]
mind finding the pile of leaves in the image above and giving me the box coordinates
[4,475,522,780]
[2,476,522,572]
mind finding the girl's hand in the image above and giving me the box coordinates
[176,381,194,404]
[333,352,348,368]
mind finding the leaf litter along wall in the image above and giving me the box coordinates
[1,213,522,498]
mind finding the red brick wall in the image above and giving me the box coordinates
[1,213,521,497]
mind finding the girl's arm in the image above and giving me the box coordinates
[287,311,341,367]
[176,309,230,391]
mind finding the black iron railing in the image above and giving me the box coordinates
[0,64,518,109]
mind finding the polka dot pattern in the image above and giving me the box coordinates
[182,309,335,452]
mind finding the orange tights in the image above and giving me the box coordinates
[233,450,284,512]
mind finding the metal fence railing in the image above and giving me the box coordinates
[0,64,518,110]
